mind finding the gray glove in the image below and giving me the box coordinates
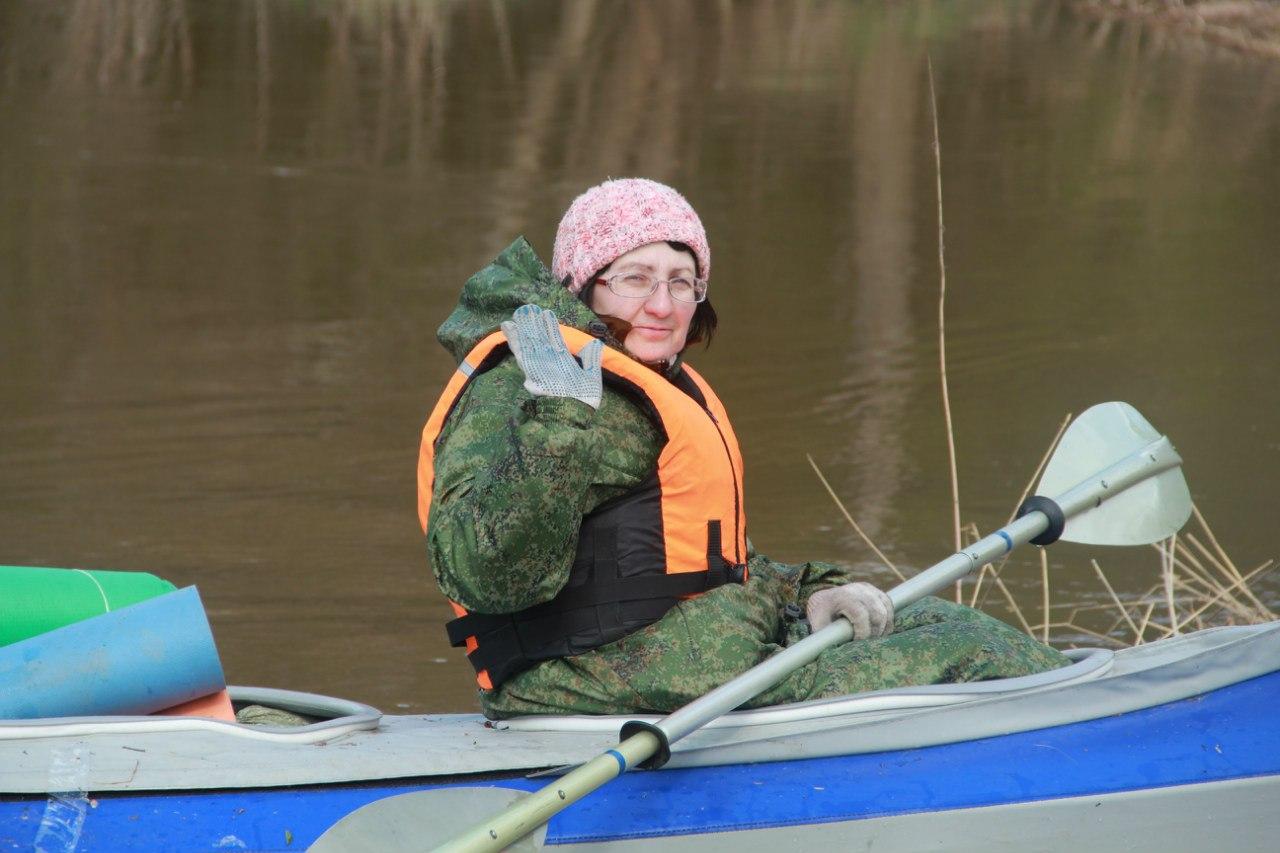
[500,305,603,409]
[805,582,895,639]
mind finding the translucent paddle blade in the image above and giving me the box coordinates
[310,788,545,852]
[1037,402,1192,546]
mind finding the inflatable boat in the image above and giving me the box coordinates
[2,618,1278,851]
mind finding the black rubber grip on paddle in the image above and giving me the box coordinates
[619,720,671,770]
[1016,495,1066,546]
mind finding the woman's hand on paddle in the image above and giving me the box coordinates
[806,582,895,638]
[501,305,603,409]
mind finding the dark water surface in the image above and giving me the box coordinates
[2,0,1278,713]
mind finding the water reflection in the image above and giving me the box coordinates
[819,13,922,545]
[54,0,195,92]
[2,0,1278,712]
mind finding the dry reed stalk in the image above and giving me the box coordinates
[1191,505,1276,618]
[1180,534,1265,617]
[1172,531,1209,572]
[970,564,991,598]
[1170,573,1237,614]
[985,572,1037,637]
[806,454,906,582]
[1040,549,1050,644]
[1184,560,1277,625]
[1170,577,1246,625]
[1162,539,1224,589]
[1169,546,1261,620]
[1093,559,1143,641]
[969,412,1072,608]
[925,55,962,602]
[1052,622,1136,647]
[1183,533,1240,587]
[1101,581,1163,636]
[1048,598,1164,615]
[1162,535,1180,635]
[1191,504,1242,575]
[1135,601,1159,644]
[1173,576,1259,623]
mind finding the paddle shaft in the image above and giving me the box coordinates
[435,435,1182,852]
[434,731,660,853]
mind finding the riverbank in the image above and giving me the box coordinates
[1074,0,1280,59]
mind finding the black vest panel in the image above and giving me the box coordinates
[445,470,745,689]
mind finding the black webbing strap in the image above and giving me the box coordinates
[443,610,531,687]
[444,513,751,686]
[445,611,513,647]
[444,563,748,679]
[446,568,742,644]
[466,628,526,688]
[706,520,722,566]
[707,520,746,583]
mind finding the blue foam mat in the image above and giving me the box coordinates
[0,586,225,719]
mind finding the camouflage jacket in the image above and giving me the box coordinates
[427,239,1068,718]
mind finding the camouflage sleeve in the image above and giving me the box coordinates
[427,358,605,614]
[794,560,857,601]
[744,539,856,605]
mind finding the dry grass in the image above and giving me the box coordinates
[1008,501,1276,648]
[967,426,1278,646]
[810,430,1277,650]
[810,450,1276,649]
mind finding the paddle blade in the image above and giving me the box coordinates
[1037,402,1192,546]
[309,788,544,852]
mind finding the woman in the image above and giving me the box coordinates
[418,178,1067,719]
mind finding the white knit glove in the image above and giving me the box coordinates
[805,582,895,639]
[500,305,603,409]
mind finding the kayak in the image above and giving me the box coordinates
[2,618,1278,852]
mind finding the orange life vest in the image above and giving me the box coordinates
[418,325,748,690]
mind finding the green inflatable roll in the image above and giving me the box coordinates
[0,565,177,647]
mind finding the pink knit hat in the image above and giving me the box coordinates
[551,178,710,294]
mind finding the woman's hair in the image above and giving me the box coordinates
[579,240,717,349]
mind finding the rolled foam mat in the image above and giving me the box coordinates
[0,565,176,647]
[156,689,237,721]
[0,586,227,719]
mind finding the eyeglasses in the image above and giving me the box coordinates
[596,272,709,303]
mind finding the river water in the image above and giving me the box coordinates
[1,0,1277,713]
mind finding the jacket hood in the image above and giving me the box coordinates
[437,237,601,364]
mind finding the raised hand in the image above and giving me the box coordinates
[500,305,604,409]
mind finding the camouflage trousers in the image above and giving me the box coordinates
[479,596,1070,719]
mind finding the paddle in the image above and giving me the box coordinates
[310,401,1192,853]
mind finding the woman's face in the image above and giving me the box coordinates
[591,241,699,364]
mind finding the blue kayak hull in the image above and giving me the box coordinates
[4,669,1279,851]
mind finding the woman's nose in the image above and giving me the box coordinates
[643,282,674,316]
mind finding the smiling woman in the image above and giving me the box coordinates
[588,242,702,365]
[414,177,1069,719]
